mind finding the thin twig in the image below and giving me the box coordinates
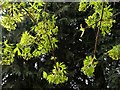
[112,11,120,18]
[22,6,36,23]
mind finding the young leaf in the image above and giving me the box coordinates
[43,71,47,79]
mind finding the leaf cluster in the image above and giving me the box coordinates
[43,62,68,85]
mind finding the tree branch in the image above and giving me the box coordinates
[93,2,104,58]
[22,6,36,23]
[43,2,56,63]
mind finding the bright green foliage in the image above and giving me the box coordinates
[25,2,44,22]
[108,45,120,60]
[1,2,58,63]
[1,40,15,65]
[1,2,24,31]
[0,2,44,31]
[14,31,35,60]
[81,56,98,77]
[19,31,35,46]
[79,1,89,12]
[1,2,68,85]
[79,2,115,36]
[31,12,58,57]
[79,1,115,77]
[1,16,18,31]
[32,12,58,57]
[43,62,68,85]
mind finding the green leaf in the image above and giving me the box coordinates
[108,44,120,60]
[43,71,47,79]
[44,62,68,84]
[81,56,98,77]
[14,47,21,55]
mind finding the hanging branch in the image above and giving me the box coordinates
[21,6,36,23]
[93,2,104,58]
[43,2,56,63]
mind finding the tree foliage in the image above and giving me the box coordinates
[0,1,120,89]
